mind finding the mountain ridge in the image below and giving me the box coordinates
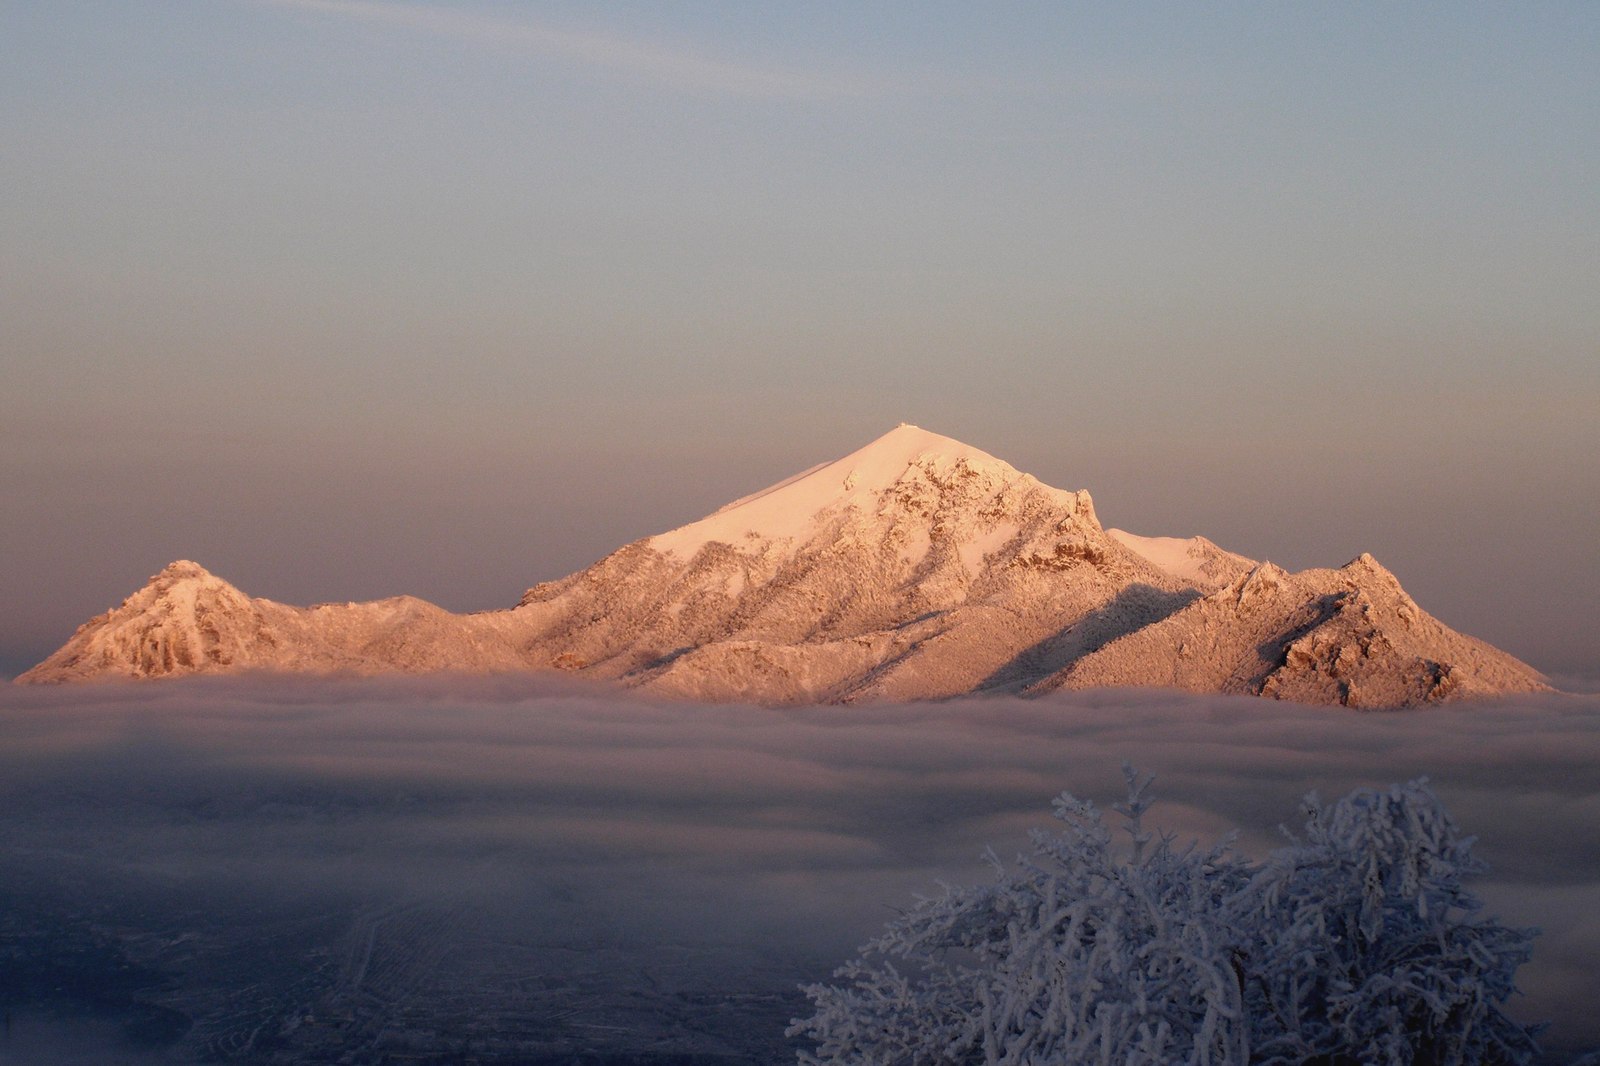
[16,425,1550,707]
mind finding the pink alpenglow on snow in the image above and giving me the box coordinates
[17,426,1549,708]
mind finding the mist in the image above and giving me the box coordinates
[2,678,1597,1063]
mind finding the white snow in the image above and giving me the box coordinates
[650,424,1037,559]
[1107,530,1214,585]
[958,521,1020,577]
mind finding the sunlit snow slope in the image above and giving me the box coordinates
[18,425,1550,707]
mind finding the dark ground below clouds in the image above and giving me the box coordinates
[0,873,810,1064]
[1,677,1597,1064]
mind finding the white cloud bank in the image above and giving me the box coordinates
[1,678,1596,1060]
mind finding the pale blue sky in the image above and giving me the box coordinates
[3,2,1597,677]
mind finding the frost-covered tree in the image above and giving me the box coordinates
[1240,781,1540,1065]
[790,769,1540,1066]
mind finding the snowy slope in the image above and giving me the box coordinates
[1107,529,1256,588]
[16,426,1551,707]
[1029,554,1549,707]
[650,424,1074,561]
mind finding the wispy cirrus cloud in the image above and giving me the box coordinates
[258,0,891,100]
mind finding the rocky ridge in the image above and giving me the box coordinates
[16,425,1550,708]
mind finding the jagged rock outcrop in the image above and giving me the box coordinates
[1028,554,1546,707]
[16,425,1550,707]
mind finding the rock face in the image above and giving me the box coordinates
[1028,555,1544,708]
[16,425,1550,707]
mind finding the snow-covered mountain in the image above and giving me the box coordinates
[16,424,1549,707]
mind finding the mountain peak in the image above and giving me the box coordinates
[866,421,969,453]
[141,560,245,602]
[823,423,1015,477]
[648,424,1072,559]
[845,423,1019,479]
[156,560,216,582]
[1341,551,1394,578]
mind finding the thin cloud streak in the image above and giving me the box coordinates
[260,0,892,100]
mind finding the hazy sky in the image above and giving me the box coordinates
[3,3,1596,678]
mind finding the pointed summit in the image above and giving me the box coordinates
[143,559,231,594]
[649,424,1083,559]
[158,559,213,580]
[846,422,1009,471]
[17,560,261,683]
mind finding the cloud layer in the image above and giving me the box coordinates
[1,679,1596,1061]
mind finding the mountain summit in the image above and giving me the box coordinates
[647,423,1055,558]
[17,426,1548,707]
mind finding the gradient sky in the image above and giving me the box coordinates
[3,2,1597,679]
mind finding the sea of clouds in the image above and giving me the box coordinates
[1,677,1597,1062]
